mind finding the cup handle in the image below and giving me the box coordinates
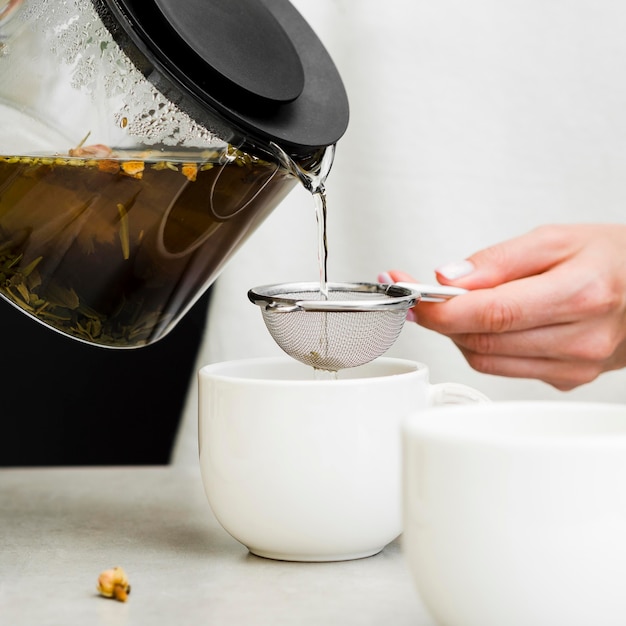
[428,382,490,406]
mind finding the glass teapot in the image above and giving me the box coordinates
[0,0,348,348]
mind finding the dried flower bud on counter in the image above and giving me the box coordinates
[97,566,131,602]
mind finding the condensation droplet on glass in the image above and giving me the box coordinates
[23,0,226,148]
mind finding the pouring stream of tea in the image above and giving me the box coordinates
[269,142,336,379]
[270,142,335,298]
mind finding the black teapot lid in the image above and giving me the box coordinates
[97,0,349,157]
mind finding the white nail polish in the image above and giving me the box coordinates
[436,260,475,280]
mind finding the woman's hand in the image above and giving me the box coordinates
[383,224,626,390]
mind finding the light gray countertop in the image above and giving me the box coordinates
[0,466,434,626]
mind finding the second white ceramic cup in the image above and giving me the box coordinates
[198,356,488,562]
[403,401,626,626]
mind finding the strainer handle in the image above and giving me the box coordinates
[394,282,467,303]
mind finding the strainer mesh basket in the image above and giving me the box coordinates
[250,284,416,371]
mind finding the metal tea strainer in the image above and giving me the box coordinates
[248,281,465,371]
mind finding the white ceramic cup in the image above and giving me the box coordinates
[402,401,626,626]
[198,356,488,562]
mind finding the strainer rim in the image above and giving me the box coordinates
[247,281,418,313]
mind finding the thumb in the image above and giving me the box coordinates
[435,227,571,289]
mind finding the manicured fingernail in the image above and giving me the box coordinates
[406,308,417,323]
[435,260,475,280]
[378,272,393,283]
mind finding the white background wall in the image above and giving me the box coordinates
[174,0,626,463]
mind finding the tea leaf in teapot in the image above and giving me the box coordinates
[20,255,43,278]
[15,282,30,304]
[117,202,130,261]
[45,283,80,310]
